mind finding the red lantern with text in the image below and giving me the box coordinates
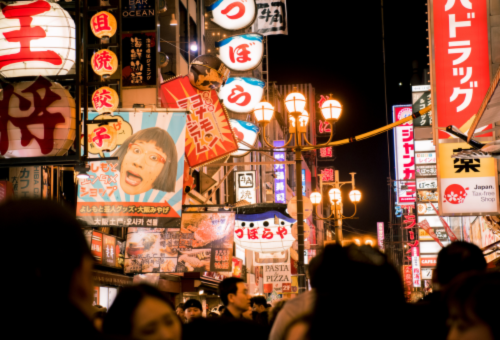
[0,76,76,158]
[92,87,119,114]
[91,49,118,78]
[88,124,117,153]
[90,11,117,43]
[0,0,76,78]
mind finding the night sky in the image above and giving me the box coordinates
[269,0,429,237]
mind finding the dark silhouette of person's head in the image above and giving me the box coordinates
[251,296,267,312]
[218,277,244,306]
[435,241,487,287]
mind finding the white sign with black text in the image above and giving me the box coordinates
[235,170,256,204]
[263,257,291,284]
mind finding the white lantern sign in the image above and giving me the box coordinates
[0,0,76,78]
[235,211,296,253]
[216,33,263,71]
[206,0,257,31]
[229,119,259,157]
[219,77,264,113]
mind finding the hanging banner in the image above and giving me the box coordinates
[254,0,288,36]
[393,105,416,204]
[77,111,187,227]
[160,76,239,168]
[124,212,235,274]
[122,33,157,87]
[235,170,257,204]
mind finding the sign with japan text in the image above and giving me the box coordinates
[216,33,264,71]
[438,142,499,215]
[393,105,416,204]
[207,0,257,31]
[235,170,256,204]
[160,76,239,168]
[430,0,490,137]
[273,140,286,203]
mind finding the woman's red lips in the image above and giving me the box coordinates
[125,171,143,186]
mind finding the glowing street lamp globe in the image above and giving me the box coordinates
[321,99,342,121]
[328,188,342,204]
[253,102,274,124]
[285,91,306,113]
[310,192,322,205]
[349,190,362,203]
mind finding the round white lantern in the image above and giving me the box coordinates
[90,11,117,43]
[91,49,118,78]
[92,86,119,114]
[0,0,76,78]
[0,76,76,158]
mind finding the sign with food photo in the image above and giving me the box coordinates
[124,212,235,274]
[77,111,187,228]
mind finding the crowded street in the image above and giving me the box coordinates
[1,1,499,340]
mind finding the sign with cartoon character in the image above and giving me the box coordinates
[219,77,264,113]
[77,111,187,228]
[215,33,264,72]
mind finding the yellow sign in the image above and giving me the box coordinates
[439,142,496,179]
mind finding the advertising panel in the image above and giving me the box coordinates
[102,234,116,267]
[253,250,290,266]
[254,0,288,36]
[121,0,156,31]
[377,222,385,252]
[9,166,42,198]
[219,78,264,113]
[232,257,243,278]
[207,0,257,31]
[77,111,186,228]
[415,153,436,164]
[393,105,415,204]
[235,170,257,204]
[403,265,412,302]
[273,140,286,203]
[411,246,421,288]
[429,0,490,138]
[124,212,235,274]
[416,165,437,178]
[421,256,437,267]
[438,142,499,215]
[122,33,157,87]
[263,257,291,284]
[160,76,239,168]
[91,231,103,264]
[412,85,432,127]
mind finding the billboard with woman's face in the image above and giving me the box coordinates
[77,111,187,228]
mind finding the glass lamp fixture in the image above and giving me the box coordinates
[170,14,178,25]
[253,102,274,124]
[321,99,342,121]
[349,190,362,203]
[285,91,306,113]
[190,43,198,51]
[310,192,322,205]
[328,188,342,204]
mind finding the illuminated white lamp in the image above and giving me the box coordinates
[75,163,89,179]
[0,1,76,78]
[191,43,198,52]
[199,290,204,295]
[285,91,306,113]
[253,102,274,124]
[321,99,342,121]
[310,192,322,205]
[349,190,362,203]
[328,188,342,204]
[170,14,178,25]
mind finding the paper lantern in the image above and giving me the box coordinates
[216,33,264,71]
[91,49,118,78]
[0,0,76,78]
[234,211,296,253]
[0,76,76,158]
[229,119,259,157]
[92,87,119,114]
[219,77,264,113]
[90,11,117,43]
[206,0,257,31]
[89,124,117,153]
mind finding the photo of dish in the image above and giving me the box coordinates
[178,249,211,272]
[161,258,178,272]
[160,246,178,256]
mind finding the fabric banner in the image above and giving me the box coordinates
[254,0,288,36]
[77,111,187,228]
[124,212,235,274]
[160,76,238,168]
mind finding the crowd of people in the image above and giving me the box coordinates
[5,199,499,340]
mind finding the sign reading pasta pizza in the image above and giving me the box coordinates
[124,212,235,273]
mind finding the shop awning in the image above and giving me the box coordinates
[468,66,500,141]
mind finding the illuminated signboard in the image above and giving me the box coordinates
[273,140,286,203]
[216,33,264,71]
[377,222,384,252]
[235,170,256,204]
[411,246,421,288]
[206,0,257,31]
[230,119,259,157]
[393,105,415,204]
[301,169,306,197]
[219,78,265,113]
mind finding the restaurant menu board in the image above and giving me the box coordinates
[122,33,157,87]
[124,213,235,274]
[84,230,125,269]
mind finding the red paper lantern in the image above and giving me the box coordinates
[91,49,118,78]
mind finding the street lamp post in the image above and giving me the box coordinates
[312,171,361,244]
[253,90,342,293]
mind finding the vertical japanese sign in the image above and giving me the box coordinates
[411,246,421,288]
[91,231,103,264]
[429,0,490,137]
[412,85,432,127]
[121,0,156,31]
[377,222,385,252]
[122,33,157,87]
[403,265,412,302]
[102,234,116,267]
[254,0,288,36]
[123,212,234,274]
[235,170,257,204]
[9,167,41,198]
[438,142,499,214]
[273,140,286,203]
[318,146,333,158]
[160,76,239,168]
[319,167,334,182]
[301,169,306,197]
[77,111,187,227]
[393,105,416,204]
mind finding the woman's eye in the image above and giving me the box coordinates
[150,155,158,161]
[133,148,141,154]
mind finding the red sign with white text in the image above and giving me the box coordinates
[431,0,490,137]
[421,257,437,267]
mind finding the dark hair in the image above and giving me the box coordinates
[436,241,487,286]
[113,127,178,192]
[218,277,244,306]
[218,305,226,312]
[208,312,219,318]
[266,303,271,308]
[184,299,202,310]
[252,296,267,308]
[308,252,323,288]
[103,284,175,337]
[445,272,500,339]
[176,303,185,311]
[1,199,91,305]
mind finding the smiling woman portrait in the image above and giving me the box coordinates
[113,127,178,195]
